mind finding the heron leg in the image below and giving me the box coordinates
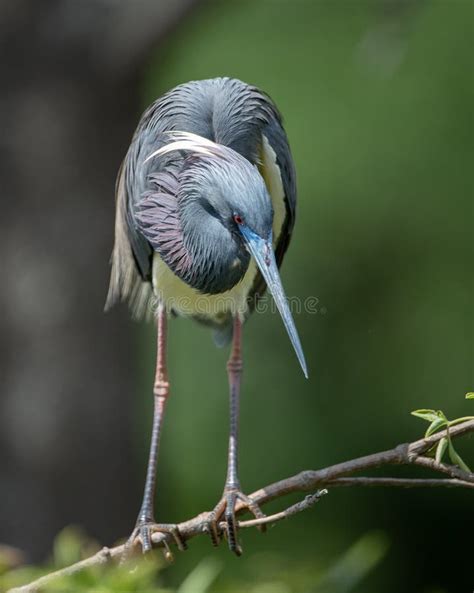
[123,305,186,559]
[207,317,265,556]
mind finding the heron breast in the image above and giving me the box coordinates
[152,252,258,319]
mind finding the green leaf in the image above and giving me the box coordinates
[425,417,448,437]
[447,415,474,427]
[447,440,471,473]
[53,527,87,568]
[411,409,440,423]
[177,558,221,593]
[312,530,390,593]
[435,437,448,463]
[466,392,474,400]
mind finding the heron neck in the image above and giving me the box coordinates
[178,199,250,295]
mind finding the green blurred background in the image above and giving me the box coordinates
[0,1,472,592]
[131,1,473,591]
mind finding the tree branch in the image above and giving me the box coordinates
[8,419,474,593]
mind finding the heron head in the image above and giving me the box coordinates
[146,132,307,377]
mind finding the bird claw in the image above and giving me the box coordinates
[206,488,266,556]
[122,520,187,562]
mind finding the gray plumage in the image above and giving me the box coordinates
[106,77,297,341]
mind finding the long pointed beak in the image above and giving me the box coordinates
[240,226,308,378]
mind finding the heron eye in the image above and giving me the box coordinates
[234,214,244,225]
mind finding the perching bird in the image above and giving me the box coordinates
[106,77,307,556]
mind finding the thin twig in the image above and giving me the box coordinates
[327,477,474,488]
[237,489,328,528]
[8,419,474,593]
[409,455,474,483]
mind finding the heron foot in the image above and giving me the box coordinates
[122,519,187,562]
[206,487,266,556]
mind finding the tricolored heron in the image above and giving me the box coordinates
[106,77,307,556]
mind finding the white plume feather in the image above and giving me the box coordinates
[144,131,224,164]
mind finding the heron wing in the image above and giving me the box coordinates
[248,116,297,309]
[105,149,155,318]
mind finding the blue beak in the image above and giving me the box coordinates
[239,226,308,378]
